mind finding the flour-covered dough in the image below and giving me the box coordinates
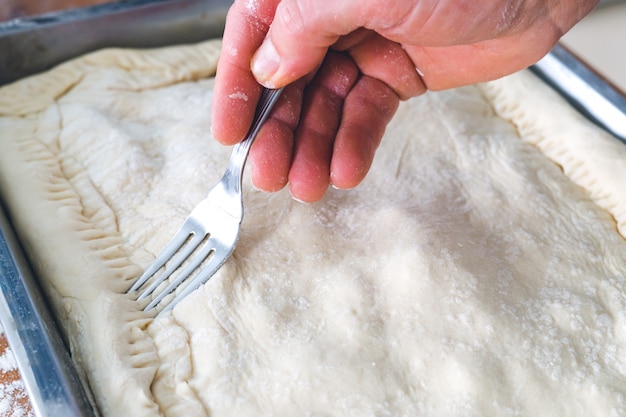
[0,41,626,417]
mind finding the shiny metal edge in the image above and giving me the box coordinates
[0,203,97,417]
[531,44,626,144]
[0,0,231,85]
[598,0,626,7]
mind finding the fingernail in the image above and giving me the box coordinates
[287,188,309,204]
[251,38,280,87]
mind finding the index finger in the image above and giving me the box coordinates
[211,0,280,145]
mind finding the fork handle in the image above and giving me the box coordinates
[221,87,285,192]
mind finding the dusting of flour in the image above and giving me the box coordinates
[0,328,33,417]
[228,91,249,101]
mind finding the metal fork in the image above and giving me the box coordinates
[128,87,284,315]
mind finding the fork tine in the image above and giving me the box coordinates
[127,228,192,293]
[156,245,232,314]
[143,238,216,310]
[135,230,206,301]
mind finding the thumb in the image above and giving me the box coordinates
[251,0,360,88]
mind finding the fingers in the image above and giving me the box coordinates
[287,52,360,202]
[211,70,262,146]
[215,0,596,203]
[330,77,399,190]
[251,0,360,88]
[211,0,279,145]
[248,80,305,192]
[246,48,403,202]
[344,31,426,100]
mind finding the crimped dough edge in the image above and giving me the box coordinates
[479,71,626,239]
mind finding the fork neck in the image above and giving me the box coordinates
[220,87,284,193]
[221,139,252,193]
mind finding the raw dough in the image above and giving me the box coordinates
[0,40,626,417]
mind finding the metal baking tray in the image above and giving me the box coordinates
[0,0,231,85]
[0,1,625,416]
[531,44,626,143]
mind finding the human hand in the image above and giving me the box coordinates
[211,0,598,202]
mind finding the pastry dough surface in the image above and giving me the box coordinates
[1,41,626,417]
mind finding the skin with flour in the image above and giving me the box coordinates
[212,0,599,202]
